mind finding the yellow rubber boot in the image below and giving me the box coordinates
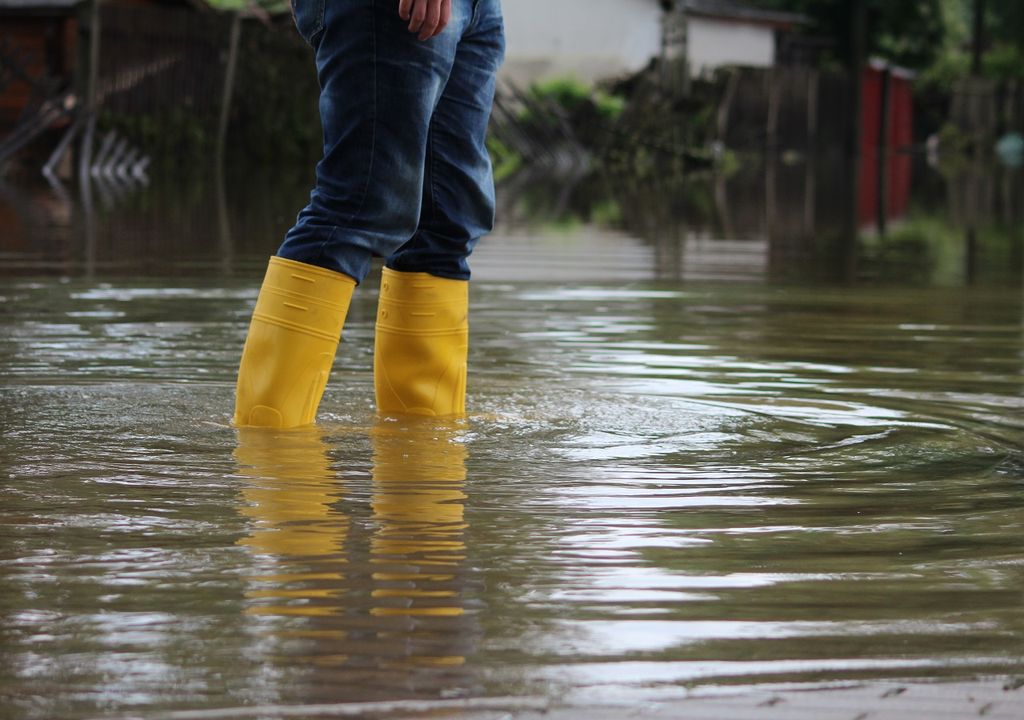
[374,268,468,416]
[234,256,356,428]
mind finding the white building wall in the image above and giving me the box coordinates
[687,17,776,71]
[500,0,664,86]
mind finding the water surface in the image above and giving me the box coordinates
[1,162,1023,718]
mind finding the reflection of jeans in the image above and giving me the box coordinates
[278,0,505,284]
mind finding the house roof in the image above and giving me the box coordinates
[677,0,807,27]
[0,0,213,11]
[869,57,916,81]
[0,0,79,7]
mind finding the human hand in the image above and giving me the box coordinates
[398,0,452,41]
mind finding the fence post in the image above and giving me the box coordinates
[842,0,868,283]
[877,65,891,235]
[971,0,986,77]
[215,12,242,167]
[806,68,819,150]
[766,68,781,150]
[660,8,690,98]
[716,67,738,145]
[999,78,1021,136]
[77,0,101,187]
[847,0,866,158]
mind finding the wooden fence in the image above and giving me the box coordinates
[950,78,1024,145]
[714,65,854,153]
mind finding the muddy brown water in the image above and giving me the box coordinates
[1,164,1022,718]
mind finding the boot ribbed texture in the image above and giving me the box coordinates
[234,256,356,428]
[374,268,468,417]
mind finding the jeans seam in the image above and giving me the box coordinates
[313,226,338,266]
[469,0,481,32]
[428,121,438,224]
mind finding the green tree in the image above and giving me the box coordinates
[749,0,947,70]
[984,0,1024,80]
[751,0,1022,81]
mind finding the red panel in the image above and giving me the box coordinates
[859,66,915,228]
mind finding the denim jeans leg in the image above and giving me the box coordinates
[385,0,505,281]
[276,0,472,284]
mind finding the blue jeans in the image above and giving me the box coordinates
[277,0,505,284]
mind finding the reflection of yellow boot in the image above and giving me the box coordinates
[235,427,344,559]
[370,418,467,622]
[235,426,347,625]
[235,257,356,428]
[374,268,467,417]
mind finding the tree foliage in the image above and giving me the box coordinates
[748,0,946,69]
[749,0,1022,80]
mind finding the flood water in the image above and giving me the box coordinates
[1,157,1023,718]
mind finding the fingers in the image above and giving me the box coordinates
[437,0,451,38]
[417,0,441,40]
[407,0,428,34]
[403,0,450,41]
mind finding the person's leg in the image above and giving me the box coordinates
[374,1,505,416]
[236,0,474,428]
[277,0,472,283]
[384,0,505,280]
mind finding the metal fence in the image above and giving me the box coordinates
[92,3,318,167]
